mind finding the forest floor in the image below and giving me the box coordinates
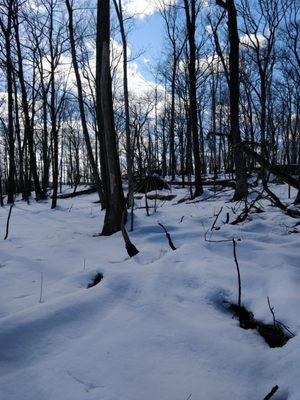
[0,181,300,400]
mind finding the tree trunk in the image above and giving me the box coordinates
[169,55,177,180]
[113,0,134,206]
[217,0,248,200]
[97,0,125,236]
[49,4,58,209]
[0,1,16,204]
[183,0,203,198]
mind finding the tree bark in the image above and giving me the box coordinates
[216,0,248,200]
[113,0,133,205]
[97,0,125,236]
[183,0,203,198]
[0,1,16,204]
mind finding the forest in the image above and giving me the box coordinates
[0,0,299,399]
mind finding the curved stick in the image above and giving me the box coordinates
[4,204,13,240]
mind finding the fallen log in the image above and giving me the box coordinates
[55,186,97,199]
[147,193,177,201]
[239,143,300,190]
[134,175,170,193]
[204,179,235,188]
[169,179,235,188]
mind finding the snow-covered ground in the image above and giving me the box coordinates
[0,183,299,400]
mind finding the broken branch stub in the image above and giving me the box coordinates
[158,223,177,251]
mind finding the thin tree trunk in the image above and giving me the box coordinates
[113,0,134,206]
[66,0,105,205]
[13,10,45,200]
[0,1,15,204]
[183,0,203,198]
[217,0,248,200]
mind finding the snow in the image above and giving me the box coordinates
[0,183,299,400]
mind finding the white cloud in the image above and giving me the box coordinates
[79,38,164,103]
[123,0,177,19]
[110,39,164,100]
[240,33,267,48]
[123,0,159,18]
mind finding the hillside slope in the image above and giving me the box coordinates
[0,184,299,400]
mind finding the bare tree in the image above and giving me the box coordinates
[183,0,203,197]
[215,0,248,200]
[158,0,186,180]
[65,0,104,206]
[0,0,16,203]
[112,0,134,209]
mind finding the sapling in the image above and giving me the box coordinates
[130,198,135,232]
[232,238,241,308]
[4,204,13,240]
[145,191,150,216]
[227,239,255,329]
[211,207,223,231]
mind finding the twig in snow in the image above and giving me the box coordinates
[145,180,150,216]
[223,212,230,224]
[231,190,264,225]
[202,222,238,243]
[263,385,279,400]
[67,370,103,392]
[274,320,295,338]
[267,296,295,338]
[39,272,44,303]
[263,182,300,218]
[158,222,177,250]
[211,207,223,231]
[232,239,242,308]
[4,204,13,240]
[267,296,276,327]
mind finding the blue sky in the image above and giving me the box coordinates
[128,13,164,82]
